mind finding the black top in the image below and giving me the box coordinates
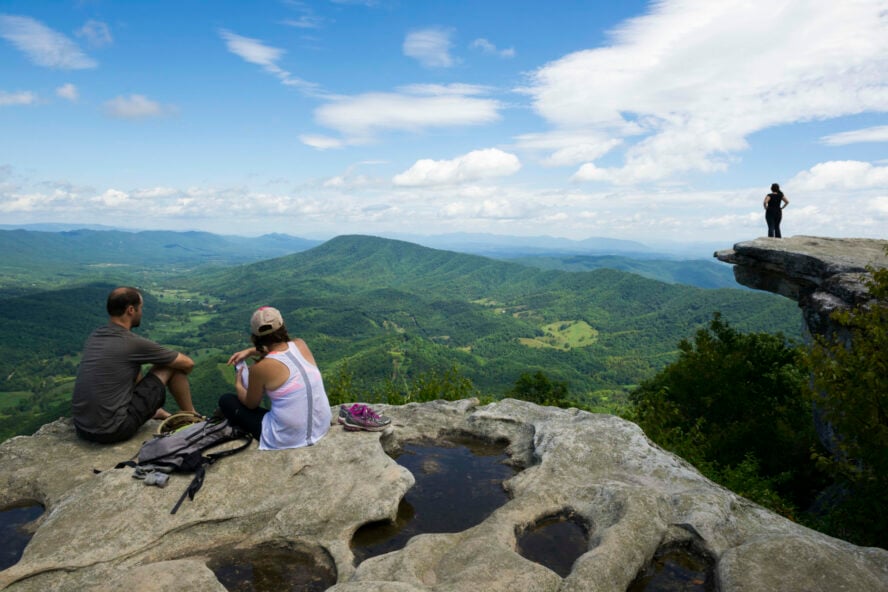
[765,192,783,212]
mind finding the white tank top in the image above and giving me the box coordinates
[259,342,331,450]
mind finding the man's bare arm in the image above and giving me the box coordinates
[167,353,195,374]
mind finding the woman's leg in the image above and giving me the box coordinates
[773,209,782,238]
[766,211,777,237]
[218,393,267,440]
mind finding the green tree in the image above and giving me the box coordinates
[807,263,888,547]
[508,370,569,406]
[630,313,821,514]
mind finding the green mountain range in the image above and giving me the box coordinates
[0,232,801,441]
[0,228,320,290]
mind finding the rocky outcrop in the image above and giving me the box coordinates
[2,399,887,591]
[714,235,888,336]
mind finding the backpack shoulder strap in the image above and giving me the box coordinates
[169,431,253,514]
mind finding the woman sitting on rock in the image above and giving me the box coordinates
[220,306,331,449]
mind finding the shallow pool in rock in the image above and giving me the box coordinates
[0,503,44,571]
[207,544,337,592]
[627,543,716,592]
[516,511,590,577]
[351,435,518,564]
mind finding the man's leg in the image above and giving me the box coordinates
[150,365,196,414]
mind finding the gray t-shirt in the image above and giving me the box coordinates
[72,323,178,434]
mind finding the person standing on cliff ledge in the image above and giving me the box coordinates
[763,182,789,238]
[72,286,197,443]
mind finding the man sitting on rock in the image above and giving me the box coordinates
[72,286,197,443]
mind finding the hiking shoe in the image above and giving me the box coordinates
[342,404,391,432]
[339,404,390,424]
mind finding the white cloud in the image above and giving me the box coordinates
[77,20,112,47]
[132,187,178,199]
[514,130,623,167]
[524,0,888,183]
[93,189,130,207]
[821,125,888,146]
[312,85,501,143]
[403,27,454,68]
[299,134,345,149]
[471,38,514,58]
[103,94,172,119]
[219,29,320,93]
[870,197,888,214]
[56,83,78,101]
[280,16,324,29]
[400,83,491,97]
[789,160,888,191]
[0,14,96,69]
[0,90,37,106]
[440,198,524,220]
[394,148,521,186]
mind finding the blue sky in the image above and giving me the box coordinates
[1,0,886,246]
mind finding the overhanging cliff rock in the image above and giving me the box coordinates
[2,399,887,591]
[714,235,888,335]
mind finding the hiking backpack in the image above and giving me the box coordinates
[117,415,252,514]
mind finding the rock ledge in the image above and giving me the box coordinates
[2,398,887,591]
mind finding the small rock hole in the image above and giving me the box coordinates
[0,503,44,571]
[627,541,716,592]
[515,510,590,577]
[206,544,336,592]
[351,434,518,564]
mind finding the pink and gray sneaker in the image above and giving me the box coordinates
[339,403,391,432]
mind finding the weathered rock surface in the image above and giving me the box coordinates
[714,235,888,335]
[2,399,886,591]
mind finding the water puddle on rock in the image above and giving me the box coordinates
[627,544,715,592]
[207,545,336,592]
[515,511,589,577]
[0,503,44,571]
[351,435,517,564]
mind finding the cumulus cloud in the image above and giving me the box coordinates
[403,27,454,68]
[821,125,888,146]
[0,90,37,106]
[103,94,173,119]
[524,0,888,183]
[0,14,96,69]
[56,83,78,101]
[94,188,130,207]
[394,148,521,186]
[471,38,514,58]
[219,29,320,93]
[309,84,501,145]
[789,160,888,191]
[77,20,112,47]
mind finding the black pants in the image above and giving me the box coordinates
[218,393,267,440]
[766,209,782,238]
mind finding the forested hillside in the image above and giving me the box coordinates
[0,228,319,289]
[0,234,801,441]
[505,254,738,288]
[179,235,799,401]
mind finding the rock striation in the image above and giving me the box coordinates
[714,235,888,336]
[1,398,887,591]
